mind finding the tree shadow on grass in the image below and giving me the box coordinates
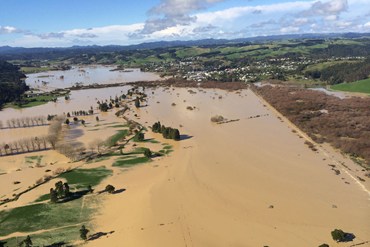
[45,241,66,247]
[0,241,6,247]
[88,231,115,241]
[58,190,90,203]
[180,135,193,141]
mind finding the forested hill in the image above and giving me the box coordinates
[0,61,28,108]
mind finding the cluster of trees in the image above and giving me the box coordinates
[47,114,57,121]
[66,108,94,117]
[0,115,65,156]
[50,181,70,203]
[88,139,104,154]
[0,60,28,108]
[0,136,49,156]
[127,87,147,108]
[0,115,87,160]
[305,58,370,84]
[98,102,110,112]
[97,95,125,112]
[152,121,180,141]
[47,116,64,149]
[0,116,47,129]
[57,143,83,160]
[65,117,85,126]
[47,115,86,160]
[253,85,370,165]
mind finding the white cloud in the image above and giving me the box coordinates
[280,26,300,33]
[303,0,348,16]
[335,20,352,28]
[0,25,22,34]
[6,24,145,47]
[196,1,312,24]
[141,0,225,34]
[293,18,309,26]
[364,22,370,28]
[324,15,338,21]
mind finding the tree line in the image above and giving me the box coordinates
[0,116,65,156]
[0,136,49,156]
[66,108,94,117]
[152,121,180,141]
[0,116,47,129]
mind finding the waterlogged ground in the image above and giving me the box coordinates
[26,65,162,91]
[0,67,369,247]
[0,68,175,246]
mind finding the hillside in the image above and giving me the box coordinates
[0,61,28,108]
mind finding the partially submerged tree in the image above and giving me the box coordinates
[134,97,140,108]
[135,132,145,142]
[89,139,104,154]
[99,102,109,112]
[144,148,152,158]
[331,229,346,242]
[105,184,115,194]
[151,121,180,140]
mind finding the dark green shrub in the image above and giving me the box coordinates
[331,229,346,242]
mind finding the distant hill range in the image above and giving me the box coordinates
[1,32,370,57]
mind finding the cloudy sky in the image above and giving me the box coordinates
[0,0,369,47]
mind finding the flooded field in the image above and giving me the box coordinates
[26,65,161,91]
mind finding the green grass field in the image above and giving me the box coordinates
[58,167,112,189]
[0,167,111,243]
[331,78,370,94]
[6,95,56,109]
[0,196,97,237]
[21,66,53,74]
[25,155,43,165]
[35,167,112,202]
[1,225,81,247]
[106,129,129,147]
[112,156,150,167]
[304,60,357,72]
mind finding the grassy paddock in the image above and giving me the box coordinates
[58,167,112,189]
[1,225,81,247]
[21,66,53,74]
[112,156,150,167]
[106,129,129,147]
[0,195,98,237]
[330,78,370,94]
